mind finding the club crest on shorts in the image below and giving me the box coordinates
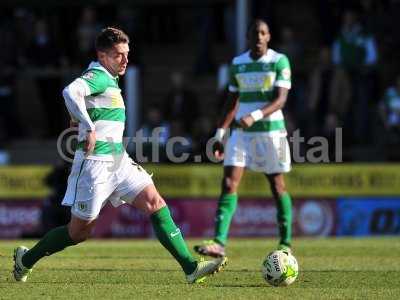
[77,202,88,212]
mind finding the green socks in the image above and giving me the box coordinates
[213,192,291,246]
[276,192,292,246]
[22,207,198,275]
[214,193,238,245]
[22,225,76,269]
[151,206,197,275]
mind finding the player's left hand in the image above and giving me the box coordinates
[240,115,255,129]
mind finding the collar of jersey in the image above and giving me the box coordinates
[246,49,272,62]
[87,61,118,80]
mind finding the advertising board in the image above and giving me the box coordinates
[337,198,400,236]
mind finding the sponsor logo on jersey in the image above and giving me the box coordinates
[111,92,124,107]
[262,64,270,71]
[237,73,275,91]
[238,64,246,72]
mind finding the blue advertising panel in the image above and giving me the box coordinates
[337,198,400,236]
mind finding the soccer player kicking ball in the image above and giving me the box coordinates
[194,19,293,257]
[13,27,226,284]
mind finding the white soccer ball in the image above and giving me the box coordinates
[261,250,299,286]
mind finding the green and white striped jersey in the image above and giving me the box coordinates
[77,61,126,160]
[229,49,291,135]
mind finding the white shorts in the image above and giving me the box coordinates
[62,152,153,220]
[223,130,291,174]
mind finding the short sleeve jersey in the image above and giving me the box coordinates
[229,49,291,134]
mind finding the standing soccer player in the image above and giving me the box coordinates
[13,27,226,284]
[194,19,293,257]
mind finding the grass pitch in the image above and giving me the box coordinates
[1,238,400,299]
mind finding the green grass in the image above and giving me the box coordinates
[1,238,400,299]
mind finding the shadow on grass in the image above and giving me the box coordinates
[40,268,395,273]
[41,268,180,272]
[56,256,169,259]
[209,283,269,288]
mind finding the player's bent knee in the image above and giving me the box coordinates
[146,194,166,214]
[133,185,166,215]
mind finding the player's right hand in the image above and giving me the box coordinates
[213,128,226,161]
[85,130,96,156]
[213,141,224,161]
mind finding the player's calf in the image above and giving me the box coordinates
[68,215,97,243]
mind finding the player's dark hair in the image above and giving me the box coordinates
[95,27,129,52]
[247,19,269,37]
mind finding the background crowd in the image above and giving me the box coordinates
[1,0,400,163]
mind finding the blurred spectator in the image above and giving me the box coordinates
[116,5,144,66]
[216,83,229,116]
[307,46,347,144]
[379,74,400,145]
[0,16,22,141]
[26,19,64,69]
[316,0,339,46]
[193,115,215,162]
[116,5,139,38]
[26,19,68,138]
[168,120,193,162]
[0,67,22,141]
[222,2,235,52]
[332,9,378,144]
[0,14,18,67]
[139,106,169,162]
[276,26,307,135]
[75,7,102,68]
[194,6,216,75]
[163,71,199,138]
[360,0,384,35]
[144,4,179,44]
[277,26,303,68]
[0,1,398,163]
[13,7,36,65]
[141,106,170,145]
[332,10,377,71]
